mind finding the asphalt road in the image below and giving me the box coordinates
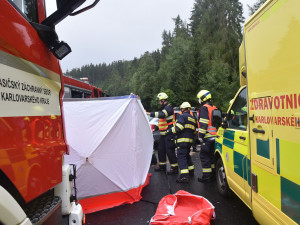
[86,149,259,225]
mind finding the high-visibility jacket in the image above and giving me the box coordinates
[171,110,196,147]
[198,102,218,139]
[150,104,175,135]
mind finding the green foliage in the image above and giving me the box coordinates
[248,0,267,16]
[200,59,239,111]
[190,0,244,110]
[129,52,159,110]
[65,0,245,112]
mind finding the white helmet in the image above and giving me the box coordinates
[180,102,191,109]
[157,92,168,101]
[197,90,211,104]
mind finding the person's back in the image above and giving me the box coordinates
[174,111,197,148]
[170,102,196,183]
[197,90,218,183]
[147,92,178,174]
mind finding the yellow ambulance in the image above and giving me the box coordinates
[214,0,300,224]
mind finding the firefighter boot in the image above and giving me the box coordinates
[167,167,178,175]
[189,169,194,177]
[176,174,189,183]
[154,165,166,172]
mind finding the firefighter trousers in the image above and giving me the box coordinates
[177,146,194,177]
[199,138,215,178]
[158,133,177,168]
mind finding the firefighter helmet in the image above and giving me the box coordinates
[180,102,191,109]
[157,92,168,101]
[197,90,211,104]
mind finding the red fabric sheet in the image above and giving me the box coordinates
[151,190,215,225]
[79,173,151,214]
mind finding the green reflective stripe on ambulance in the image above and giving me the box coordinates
[281,177,300,224]
[257,139,270,159]
[232,146,251,185]
[276,138,280,175]
[223,138,234,149]
[234,151,244,180]
[247,158,251,186]
[224,130,235,141]
[215,141,222,154]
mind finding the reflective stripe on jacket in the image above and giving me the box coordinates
[150,104,175,134]
[198,103,217,139]
[171,110,196,148]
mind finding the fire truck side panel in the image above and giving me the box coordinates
[0,1,66,203]
[0,2,61,74]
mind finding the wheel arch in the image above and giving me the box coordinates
[0,169,26,208]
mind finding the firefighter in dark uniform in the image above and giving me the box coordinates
[197,90,218,182]
[167,102,196,183]
[147,92,178,174]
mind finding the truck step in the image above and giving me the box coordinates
[24,192,62,225]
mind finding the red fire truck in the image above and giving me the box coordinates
[62,75,105,98]
[0,1,99,224]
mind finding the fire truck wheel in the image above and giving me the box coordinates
[216,158,230,196]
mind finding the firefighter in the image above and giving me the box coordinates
[147,93,178,174]
[167,102,196,183]
[197,90,218,182]
[177,109,198,152]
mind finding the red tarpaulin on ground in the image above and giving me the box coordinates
[79,173,151,214]
[150,190,215,225]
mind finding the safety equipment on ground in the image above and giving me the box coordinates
[197,90,212,104]
[150,190,215,224]
[180,102,191,109]
[157,92,168,101]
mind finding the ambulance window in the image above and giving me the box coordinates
[228,88,248,131]
[11,0,39,23]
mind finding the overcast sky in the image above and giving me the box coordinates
[52,0,257,73]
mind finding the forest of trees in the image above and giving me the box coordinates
[65,0,266,111]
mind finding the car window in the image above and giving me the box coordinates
[228,88,248,131]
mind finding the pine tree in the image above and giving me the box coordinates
[189,0,244,110]
[248,0,267,16]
